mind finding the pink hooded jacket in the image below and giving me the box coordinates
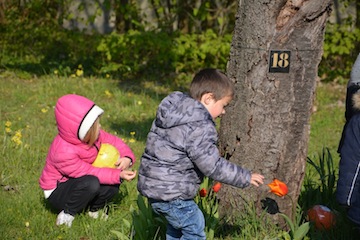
[39,94,135,191]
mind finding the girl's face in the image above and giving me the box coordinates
[84,118,101,146]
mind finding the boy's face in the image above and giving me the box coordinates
[202,94,232,119]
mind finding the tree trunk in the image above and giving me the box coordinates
[62,0,115,34]
[218,0,332,225]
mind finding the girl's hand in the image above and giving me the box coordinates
[120,170,137,181]
[115,157,132,170]
[250,173,264,187]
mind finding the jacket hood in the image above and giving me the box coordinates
[155,91,212,129]
[55,94,104,144]
[349,53,360,87]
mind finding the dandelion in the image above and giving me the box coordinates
[129,138,136,143]
[267,178,288,197]
[41,108,48,113]
[199,188,207,197]
[25,222,30,228]
[137,101,142,105]
[212,182,221,193]
[5,121,11,127]
[104,90,113,97]
[11,130,22,146]
[76,68,84,77]
[5,121,12,133]
[75,64,84,77]
[130,131,135,136]
[14,130,22,138]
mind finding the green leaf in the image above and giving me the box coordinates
[110,230,130,240]
[279,213,295,234]
[293,222,310,240]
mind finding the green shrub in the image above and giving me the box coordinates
[320,22,360,84]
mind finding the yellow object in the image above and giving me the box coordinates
[92,143,120,168]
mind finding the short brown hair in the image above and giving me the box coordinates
[189,68,234,101]
[83,117,100,146]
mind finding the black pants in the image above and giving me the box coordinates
[47,175,119,216]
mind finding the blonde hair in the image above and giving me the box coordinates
[83,117,100,146]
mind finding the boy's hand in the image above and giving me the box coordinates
[250,173,264,187]
[115,157,132,170]
[120,170,137,181]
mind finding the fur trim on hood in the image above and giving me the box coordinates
[352,91,360,110]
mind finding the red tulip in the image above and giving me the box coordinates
[267,179,288,197]
[212,182,221,193]
[199,188,207,197]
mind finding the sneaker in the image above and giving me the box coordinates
[88,209,109,221]
[56,210,75,227]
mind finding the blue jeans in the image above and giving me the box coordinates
[150,199,206,240]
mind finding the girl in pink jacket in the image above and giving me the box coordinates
[39,94,136,227]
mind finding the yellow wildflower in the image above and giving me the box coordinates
[5,128,11,133]
[137,101,142,105]
[76,64,84,77]
[5,121,11,127]
[129,138,136,143]
[130,131,135,136]
[14,130,22,138]
[11,130,22,146]
[41,108,48,113]
[105,90,113,97]
[76,69,84,77]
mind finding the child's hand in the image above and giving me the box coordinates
[120,170,137,181]
[250,173,264,187]
[115,157,132,170]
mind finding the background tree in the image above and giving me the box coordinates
[218,0,333,224]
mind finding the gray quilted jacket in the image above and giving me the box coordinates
[137,91,251,201]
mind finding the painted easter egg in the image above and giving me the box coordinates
[307,205,336,230]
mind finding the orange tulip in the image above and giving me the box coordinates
[212,182,221,193]
[199,188,207,197]
[267,179,288,197]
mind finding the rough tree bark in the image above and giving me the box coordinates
[218,0,333,224]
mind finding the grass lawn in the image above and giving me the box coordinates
[0,73,166,239]
[0,70,355,239]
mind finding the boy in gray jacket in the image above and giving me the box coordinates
[137,68,264,239]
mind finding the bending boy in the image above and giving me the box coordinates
[137,68,264,239]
